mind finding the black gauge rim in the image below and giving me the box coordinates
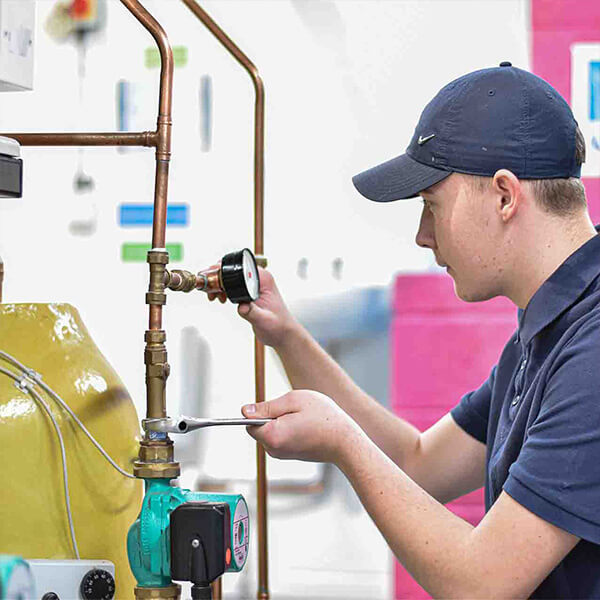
[221,248,260,304]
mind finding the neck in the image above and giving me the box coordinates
[505,214,597,309]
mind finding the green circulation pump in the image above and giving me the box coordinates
[0,556,35,600]
[127,480,249,589]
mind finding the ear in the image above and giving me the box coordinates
[491,169,522,223]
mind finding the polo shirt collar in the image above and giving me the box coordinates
[518,225,600,347]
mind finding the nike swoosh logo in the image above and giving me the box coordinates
[418,134,436,145]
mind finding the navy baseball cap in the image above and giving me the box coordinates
[352,62,582,202]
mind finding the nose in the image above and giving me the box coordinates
[415,205,436,250]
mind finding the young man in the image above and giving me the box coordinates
[228,63,600,597]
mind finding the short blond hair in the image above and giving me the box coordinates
[467,126,587,216]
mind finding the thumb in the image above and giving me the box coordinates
[238,301,270,325]
[238,303,252,318]
[242,393,296,419]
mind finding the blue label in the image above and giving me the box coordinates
[590,61,600,121]
[119,204,190,227]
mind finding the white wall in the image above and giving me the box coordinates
[0,1,529,597]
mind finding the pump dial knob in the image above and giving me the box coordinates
[79,569,115,600]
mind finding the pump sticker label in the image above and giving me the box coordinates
[232,499,249,568]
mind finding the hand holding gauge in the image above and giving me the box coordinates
[166,248,261,304]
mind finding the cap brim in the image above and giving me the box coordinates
[352,153,451,202]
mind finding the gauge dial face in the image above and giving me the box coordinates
[242,249,260,300]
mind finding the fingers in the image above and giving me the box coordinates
[207,291,227,303]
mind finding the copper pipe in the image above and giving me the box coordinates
[178,0,265,251]
[177,3,268,597]
[3,132,157,146]
[255,340,268,600]
[210,578,222,600]
[118,0,173,444]
[120,0,173,252]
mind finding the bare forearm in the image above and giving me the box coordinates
[276,322,421,468]
[337,433,504,599]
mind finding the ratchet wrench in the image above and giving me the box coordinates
[144,416,273,434]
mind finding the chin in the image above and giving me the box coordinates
[452,280,495,303]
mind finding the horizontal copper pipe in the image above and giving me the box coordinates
[1,132,157,147]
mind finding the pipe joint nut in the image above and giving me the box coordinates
[146,292,167,305]
[145,349,168,364]
[137,439,174,463]
[147,250,169,265]
[134,584,181,599]
[145,330,166,344]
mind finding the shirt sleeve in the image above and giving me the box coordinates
[504,319,600,544]
[450,365,496,445]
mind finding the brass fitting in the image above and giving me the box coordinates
[145,330,166,344]
[144,329,169,420]
[133,439,180,480]
[147,250,169,307]
[134,584,181,599]
[166,269,197,293]
[255,255,268,268]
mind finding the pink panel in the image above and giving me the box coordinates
[391,274,515,599]
[531,0,600,217]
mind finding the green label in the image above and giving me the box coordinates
[121,243,183,263]
[145,46,188,69]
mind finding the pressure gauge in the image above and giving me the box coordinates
[167,248,262,303]
[220,249,260,303]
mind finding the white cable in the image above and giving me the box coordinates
[0,351,136,479]
[0,366,80,559]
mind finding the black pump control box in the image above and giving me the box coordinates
[170,502,232,586]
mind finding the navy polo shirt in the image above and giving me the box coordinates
[451,227,600,599]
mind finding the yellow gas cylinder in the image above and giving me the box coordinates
[0,303,142,599]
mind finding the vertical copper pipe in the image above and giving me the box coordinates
[210,578,222,599]
[255,340,268,600]
[120,0,173,340]
[178,3,268,598]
